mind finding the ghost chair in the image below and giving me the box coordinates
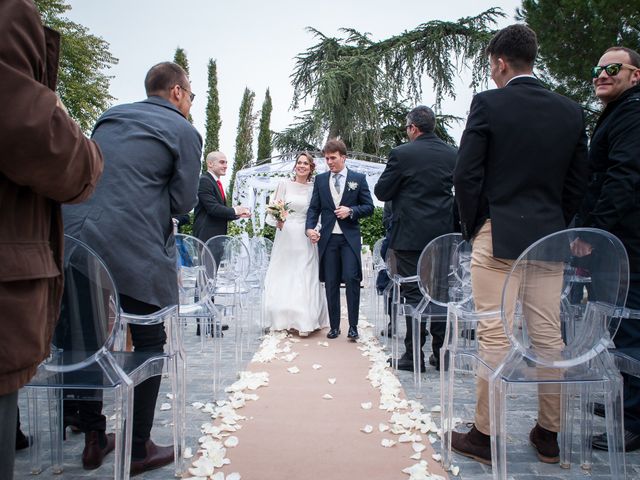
[25,235,185,478]
[488,228,629,479]
[400,233,472,399]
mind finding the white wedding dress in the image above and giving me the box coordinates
[263,180,329,332]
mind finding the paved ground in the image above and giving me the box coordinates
[14,288,640,479]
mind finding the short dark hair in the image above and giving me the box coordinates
[144,62,188,97]
[604,46,640,68]
[322,138,347,156]
[406,106,435,133]
[486,24,537,71]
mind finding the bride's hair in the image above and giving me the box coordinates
[292,152,316,182]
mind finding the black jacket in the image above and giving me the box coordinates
[576,84,640,273]
[375,132,457,251]
[454,77,589,259]
[193,172,237,242]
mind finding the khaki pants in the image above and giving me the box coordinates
[472,220,564,435]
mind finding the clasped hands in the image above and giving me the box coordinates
[233,206,251,219]
[570,237,593,257]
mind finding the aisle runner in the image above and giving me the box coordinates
[187,322,451,480]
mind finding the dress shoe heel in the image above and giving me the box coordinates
[82,431,115,470]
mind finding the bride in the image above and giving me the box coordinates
[263,152,329,336]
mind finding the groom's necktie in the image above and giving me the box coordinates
[333,173,341,194]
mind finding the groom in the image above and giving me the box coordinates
[306,139,374,340]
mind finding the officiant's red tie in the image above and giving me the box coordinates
[217,179,226,202]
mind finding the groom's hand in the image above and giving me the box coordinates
[306,228,320,244]
[334,206,351,220]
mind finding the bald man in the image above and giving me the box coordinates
[193,151,250,241]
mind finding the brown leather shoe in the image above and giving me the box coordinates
[530,423,559,463]
[82,431,115,470]
[130,439,174,476]
[451,424,492,465]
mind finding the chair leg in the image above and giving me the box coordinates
[169,351,186,476]
[604,377,627,478]
[489,375,507,480]
[113,382,134,480]
[27,389,43,475]
[412,314,422,399]
[440,349,454,470]
[47,389,63,474]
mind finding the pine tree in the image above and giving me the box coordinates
[256,88,273,162]
[173,47,193,123]
[274,8,504,153]
[228,88,255,203]
[203,59,222,172]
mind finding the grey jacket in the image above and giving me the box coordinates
[63,96,202,307]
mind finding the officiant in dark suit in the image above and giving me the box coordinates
[451,24,588,466]
[193,151,250,242]
[306,139,374,340]
[375,105,457,372]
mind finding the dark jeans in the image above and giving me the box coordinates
[394,250,445,365]
[64,294,166,459]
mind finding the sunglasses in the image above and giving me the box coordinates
[591,63,638,79]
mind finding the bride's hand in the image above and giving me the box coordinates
[276,220,285,230]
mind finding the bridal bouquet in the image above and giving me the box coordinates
[266,199,293,222]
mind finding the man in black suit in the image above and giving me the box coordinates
[374,106,456,372]
[193,151,250,242]
[306,139,374,340]
[451,24,588,465]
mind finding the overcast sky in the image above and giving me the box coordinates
[65,0,521,183]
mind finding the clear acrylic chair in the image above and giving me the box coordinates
[205,235,252,368]
[25,235,186,478]
[404,233,472,397]
[488,228,629,479]
[371,237,391,338]
[247,236,272,335]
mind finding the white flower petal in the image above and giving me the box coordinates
[160,403,171,411]
[165,393,174,399]
[183,447,193,459]
[381,438,396,448]
[361,424,373,433]
[312,364,322,370]
[227,473,242,480]
[317,341,329,347]
[410,452,422,460]
[361,402,372,410]
[224,436,239,448]
[287,366,300,374]
[322,393,333,400]
[412,443,426,453]
[378,423,389,432]
[432,453,442,462]
[450,465,460,476]
[192,401,205,410]
[428,434,437,444]
[430,405,442,413]
[211,473,225,480]
[328,378,337,384]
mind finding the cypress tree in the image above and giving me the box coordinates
[257,88,273,162]
[203,59,222,171]
[228,88,255,203]
[173,47,193,123]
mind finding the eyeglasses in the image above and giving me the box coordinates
[405,124,413,130]
[591,63,638,79]
[177,85,195,102]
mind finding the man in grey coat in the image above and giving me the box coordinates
[63,62,202,474]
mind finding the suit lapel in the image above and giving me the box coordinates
[324,173,336,209]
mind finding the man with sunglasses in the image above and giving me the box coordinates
[63,62,202,474]
[576,46,640,452]
[452,24,589,466]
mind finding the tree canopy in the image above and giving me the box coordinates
[35,0,118,133]
[257,89,273,161]
[229,88,255,203]
[274,8,504,155]
[203,59,222,171]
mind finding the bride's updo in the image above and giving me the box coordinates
[293,152,316,182]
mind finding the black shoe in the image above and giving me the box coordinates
[396,357,426,372]
[429,354,436,367]
[327,328,341,339]
[347,326,359,340]
[16,428,30,450]
[593,402,605,418]
[593,430,640,452]
[380,323,392,337]
[221,324,229,331]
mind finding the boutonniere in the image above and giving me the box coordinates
[347,181,358,191]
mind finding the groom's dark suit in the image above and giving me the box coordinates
[306,169,374,330]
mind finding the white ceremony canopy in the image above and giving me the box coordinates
[232,152,387,234]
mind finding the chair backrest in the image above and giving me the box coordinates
[417,233,472,306]
[501,227,629,367]
[249,236,271,272]
[372,237,386,270]
[205,235,251,282]
[175,234,217,306]
[48,235,122,372]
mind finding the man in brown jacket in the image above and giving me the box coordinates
[0,0,104,477]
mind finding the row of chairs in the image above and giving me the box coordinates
[367,228,640,479]
[23,233,272,479]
